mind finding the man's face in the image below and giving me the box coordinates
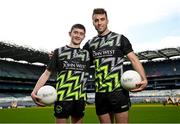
[92,13,108,34]
[69,28,85,45]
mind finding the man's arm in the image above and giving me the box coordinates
[31,69,51,106]
[127,51,148,91]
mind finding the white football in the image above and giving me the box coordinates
[121,70,142,90]
[37,85,57,105]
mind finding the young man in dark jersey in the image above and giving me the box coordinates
[83,8,148,123]
[31,24,90,123]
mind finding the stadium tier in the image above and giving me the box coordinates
[0,59,56,92]
[0,60,44,79]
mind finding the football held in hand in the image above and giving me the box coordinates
[37,85,57,105]
[121,70,142,90]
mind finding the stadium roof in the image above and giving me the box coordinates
[137,47,180,60]
[0,42,49,64]
[0,41,180,64]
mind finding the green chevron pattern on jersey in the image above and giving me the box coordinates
[95,58,121,92]
[57,70,81,101]
[48,45,89,101]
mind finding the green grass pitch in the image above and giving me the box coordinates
[0,104,180,123]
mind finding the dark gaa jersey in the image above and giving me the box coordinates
[47,45,90,101]
[83,32,133,93]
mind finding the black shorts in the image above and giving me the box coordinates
[95,89,131,115]
[54,100,86,118]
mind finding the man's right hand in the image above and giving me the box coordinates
[31,91,46,107]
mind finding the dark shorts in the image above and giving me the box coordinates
[54,100,86,118]
[95,89,131,115]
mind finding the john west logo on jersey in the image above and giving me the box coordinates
[93,49,115,58]
[63,61,86,71]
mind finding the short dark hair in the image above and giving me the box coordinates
[92,8,108,18]
[70,24,86,33]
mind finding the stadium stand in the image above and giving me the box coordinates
[0,41,180,107]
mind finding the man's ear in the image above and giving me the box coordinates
[69,31,71,37]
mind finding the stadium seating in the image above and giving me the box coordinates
[0,60,45,79]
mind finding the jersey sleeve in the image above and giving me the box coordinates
[121,35,133,55]
[46,49,58,72]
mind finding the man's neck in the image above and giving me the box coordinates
[68,43,80,48]
[98,29,110,36]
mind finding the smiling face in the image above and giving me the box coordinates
[69,28,85,46]
[92,13,109,36]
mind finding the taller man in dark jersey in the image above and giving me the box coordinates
[31,24,90,123]
[83,8,148,123]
